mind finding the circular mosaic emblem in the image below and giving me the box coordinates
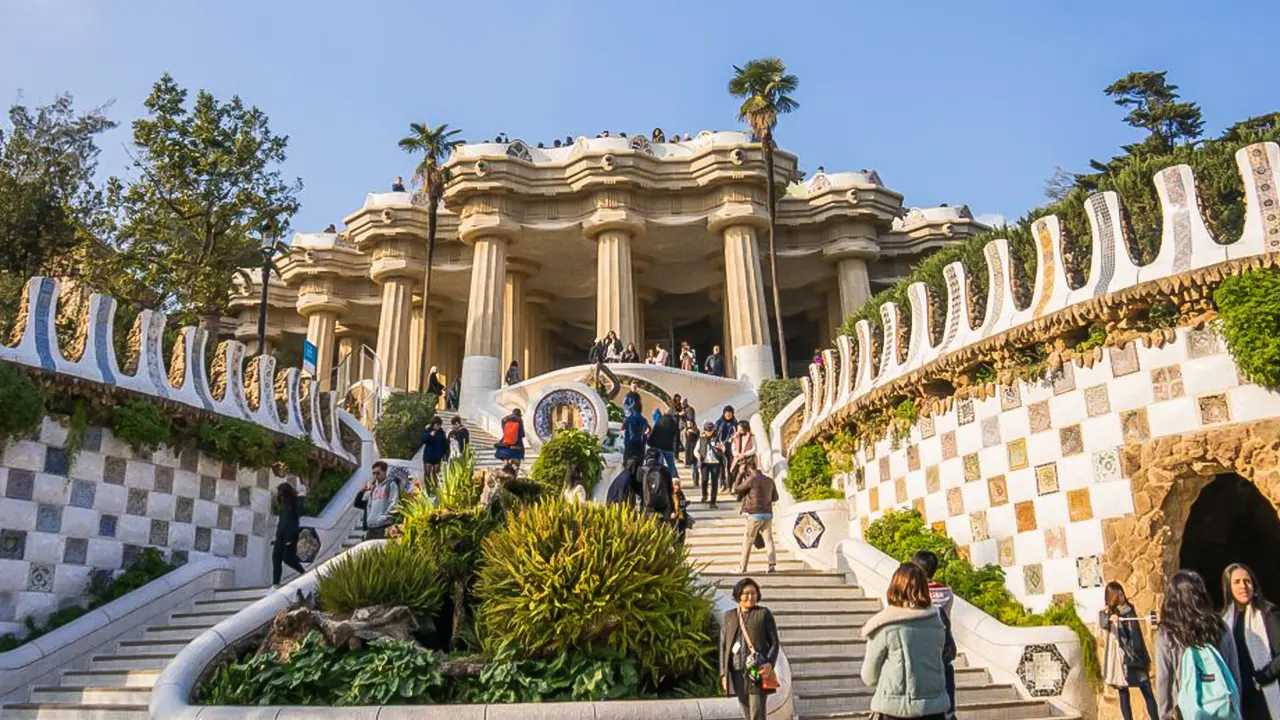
[792,511,827,549]
[532,388,599,443]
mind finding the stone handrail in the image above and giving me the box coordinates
[835,538,1086,714]
[0,276,368,464]
[793,141,1280,450]
[0,557,235,701]
[152,539,794,719]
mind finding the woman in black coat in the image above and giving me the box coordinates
[272,483,306,587]
[720,577,780,720]
[1100,581,1157,720]
[1223,563,1280,720]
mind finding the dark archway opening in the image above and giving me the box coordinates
[1179,473,1280,610]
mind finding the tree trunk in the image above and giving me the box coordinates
[763,132,788,378]
[419,192,439,395]
[449,578,465,649]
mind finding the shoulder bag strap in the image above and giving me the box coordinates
[737,609,757,655]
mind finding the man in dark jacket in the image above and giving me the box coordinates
[913,549,958,719]
[704,345,726,377]
[647,407,682,479]
[733,457,778,574]
[420,416,449,481]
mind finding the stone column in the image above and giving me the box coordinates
[461,235,509,414]
[592,229,638,346]
[304,311,338,391]
[410,298,445,392]
[720,223,775,385]
[826,290,844,343]
[711,286,735,379]
[501,259,538,380]
[375,276,414,390]
[408,301,425,393]
[837,257,872,319]
[524,291,553,377]
[438,322,465,386]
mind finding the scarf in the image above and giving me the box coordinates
[1224,603,1280,719]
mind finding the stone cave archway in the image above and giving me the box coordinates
[1179,472,1280,610]
[1101,420,1280,616]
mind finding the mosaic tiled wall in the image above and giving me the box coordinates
[845,326,1279,612]
[0,418,291,637]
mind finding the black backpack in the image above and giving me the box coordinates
[640,459,673,517]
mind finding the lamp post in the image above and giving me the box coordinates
[255,230,284,357]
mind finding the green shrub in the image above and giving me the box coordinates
[199,418,275,469]
[1214,268,1280,387]
[475,499,715,684]
[316,541,447,624]
[528,428,604,496]
[375,392,437,459]
[759,377,801,429]
[108,399,171,453]
[303,467,350,517]
[279,437,318,480]
[456,646,644,703]
[865,510,1101,687]
[0,362,44,447]
[785,443,842,501]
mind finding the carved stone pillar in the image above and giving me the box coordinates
[826,290,844,343]
[591,229,638,345]
[460,234,510,413]
[719,222,775,385]
[304,311,338,391]
[438,321,465,386]
[501,259,538,378]
[524,291,553,377]
[837,257,872,319]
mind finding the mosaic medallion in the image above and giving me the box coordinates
[1017,643,1069,697]
[792,511,826,549]
[533,388,599,442]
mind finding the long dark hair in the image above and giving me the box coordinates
[1104,581,1129,612]
[276,482,298,502]
[1222,562,1266,611]
[1160,570,1223,651]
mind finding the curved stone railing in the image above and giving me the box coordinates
[152,539,791,720]
[792,141,1280,450]
[0,276,366,464]
[836,538,1086,714]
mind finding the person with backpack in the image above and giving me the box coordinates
[1222,563,1280,720]
[719,577,780,720]
[1155,569,1242,720]
[354,460,401,540]
[912,550,958,720]
[648,406,682,480]
[671,476,691,544]
[622,409,650,475]
[638,447,675,524]
[494,408,526,474]
[860,563,951,720]
[733,456,777,574]
[697,421,725,507]
[1101,580,1158,720]
[271,482,306,587]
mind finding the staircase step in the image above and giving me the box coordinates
[89,653,176,671]
[168,609,237,622]
[803,698,1060,720]
[190,597,258,613]
[775,624,861,643]
[58,669,163,688]
[115,638,192,652]
[28,686,152,705]
[0,703,148,719]
[784,642,866,661]
[764,598,882,614]
[772,611,876,629]
[792,667,994,696]
[209,587,273,601]
[700,570,845,585]
[141,624,214,642]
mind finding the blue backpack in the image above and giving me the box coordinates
[1176,644,1240,720]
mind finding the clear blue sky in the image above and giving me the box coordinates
[3,0,1275,233]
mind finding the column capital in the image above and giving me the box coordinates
[583,210,645,240]
[637,286,659,305]
[438,320,465,336]
[822,238,880,262]
[526,289,555,308]
[505,257,541,278]
[296,295,349,318]
[411,295,454,312]
[707,205,769,235]
[458,220,520,245]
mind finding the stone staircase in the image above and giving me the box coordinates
[0,524,367,719]
[434,410,537,471]
[680,469,1072,720]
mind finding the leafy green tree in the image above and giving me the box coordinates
[1085,70,1204,181]
[104,74,300,330]
[398,122,462,393]
[729,57,799,378]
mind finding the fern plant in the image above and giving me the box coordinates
[528,428,604,495]
[315,541,446,623]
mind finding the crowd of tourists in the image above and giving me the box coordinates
[589,331,727,377]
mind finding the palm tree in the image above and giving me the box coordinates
[728,57,799,378]
[398,121,463,395]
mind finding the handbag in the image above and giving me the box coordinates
[736,609,779,692]
[754,531,765,550]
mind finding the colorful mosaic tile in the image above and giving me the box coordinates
[1084,384,1111,417]
[154,466,174,494]
[1120,408,1151,444]
[194,526,212,552]
[1052,363,1075,395]
[1008,438,1029,471]
[1045,526,1068,559]
[1110,341,1140,377]
[947,487,964,517]
[0,530,25,560]
[1000,383,1022,411]
[1024,563,1045,594]
[199,476,217,502]
[1198,393,1231,425]
[175,496,194,524]
[919,415,935,439]
[869,487,879,512]
[957,398,975,426]
[1028,401,1052,434]
[98,514,117,537]
[126,488,149,516]
[1015,500,1037,532]
[1035,463,1060,495]
[63,537,88,565]
[1077,555,1103,589]
[220,462,237,481]
[1186,327,1224,359]
[963,453,981,483]
[998,536,1016,567]
[36,504,62,533]
[216,505,233,531]
[44,446,69,476]
[941,431,957,461]
[988,474,1009,507]
[1093,449,1122,482]
[895,477,907,504]
[69,479,96,509]
[1152,365,1185,402]
[1059,425,1084,457]
[104,456,126,485]
[981,416,1001,448]
[27,563,54,593]
[907,444,920,472]
[926,466,941,494]
[1067,488,1093,522]
[931,520,948,536]
[4,469,34,500]
[970,510,990,543]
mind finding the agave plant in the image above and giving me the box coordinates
[315,541,446,623]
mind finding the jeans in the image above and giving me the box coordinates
[661,450,679,479]
[701,464,720,503]
[945,661,956,715]
[1117,679,1157,720]
[272,538,305,585]
[740,517,775,571]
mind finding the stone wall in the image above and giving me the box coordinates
[0,417,302,638]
